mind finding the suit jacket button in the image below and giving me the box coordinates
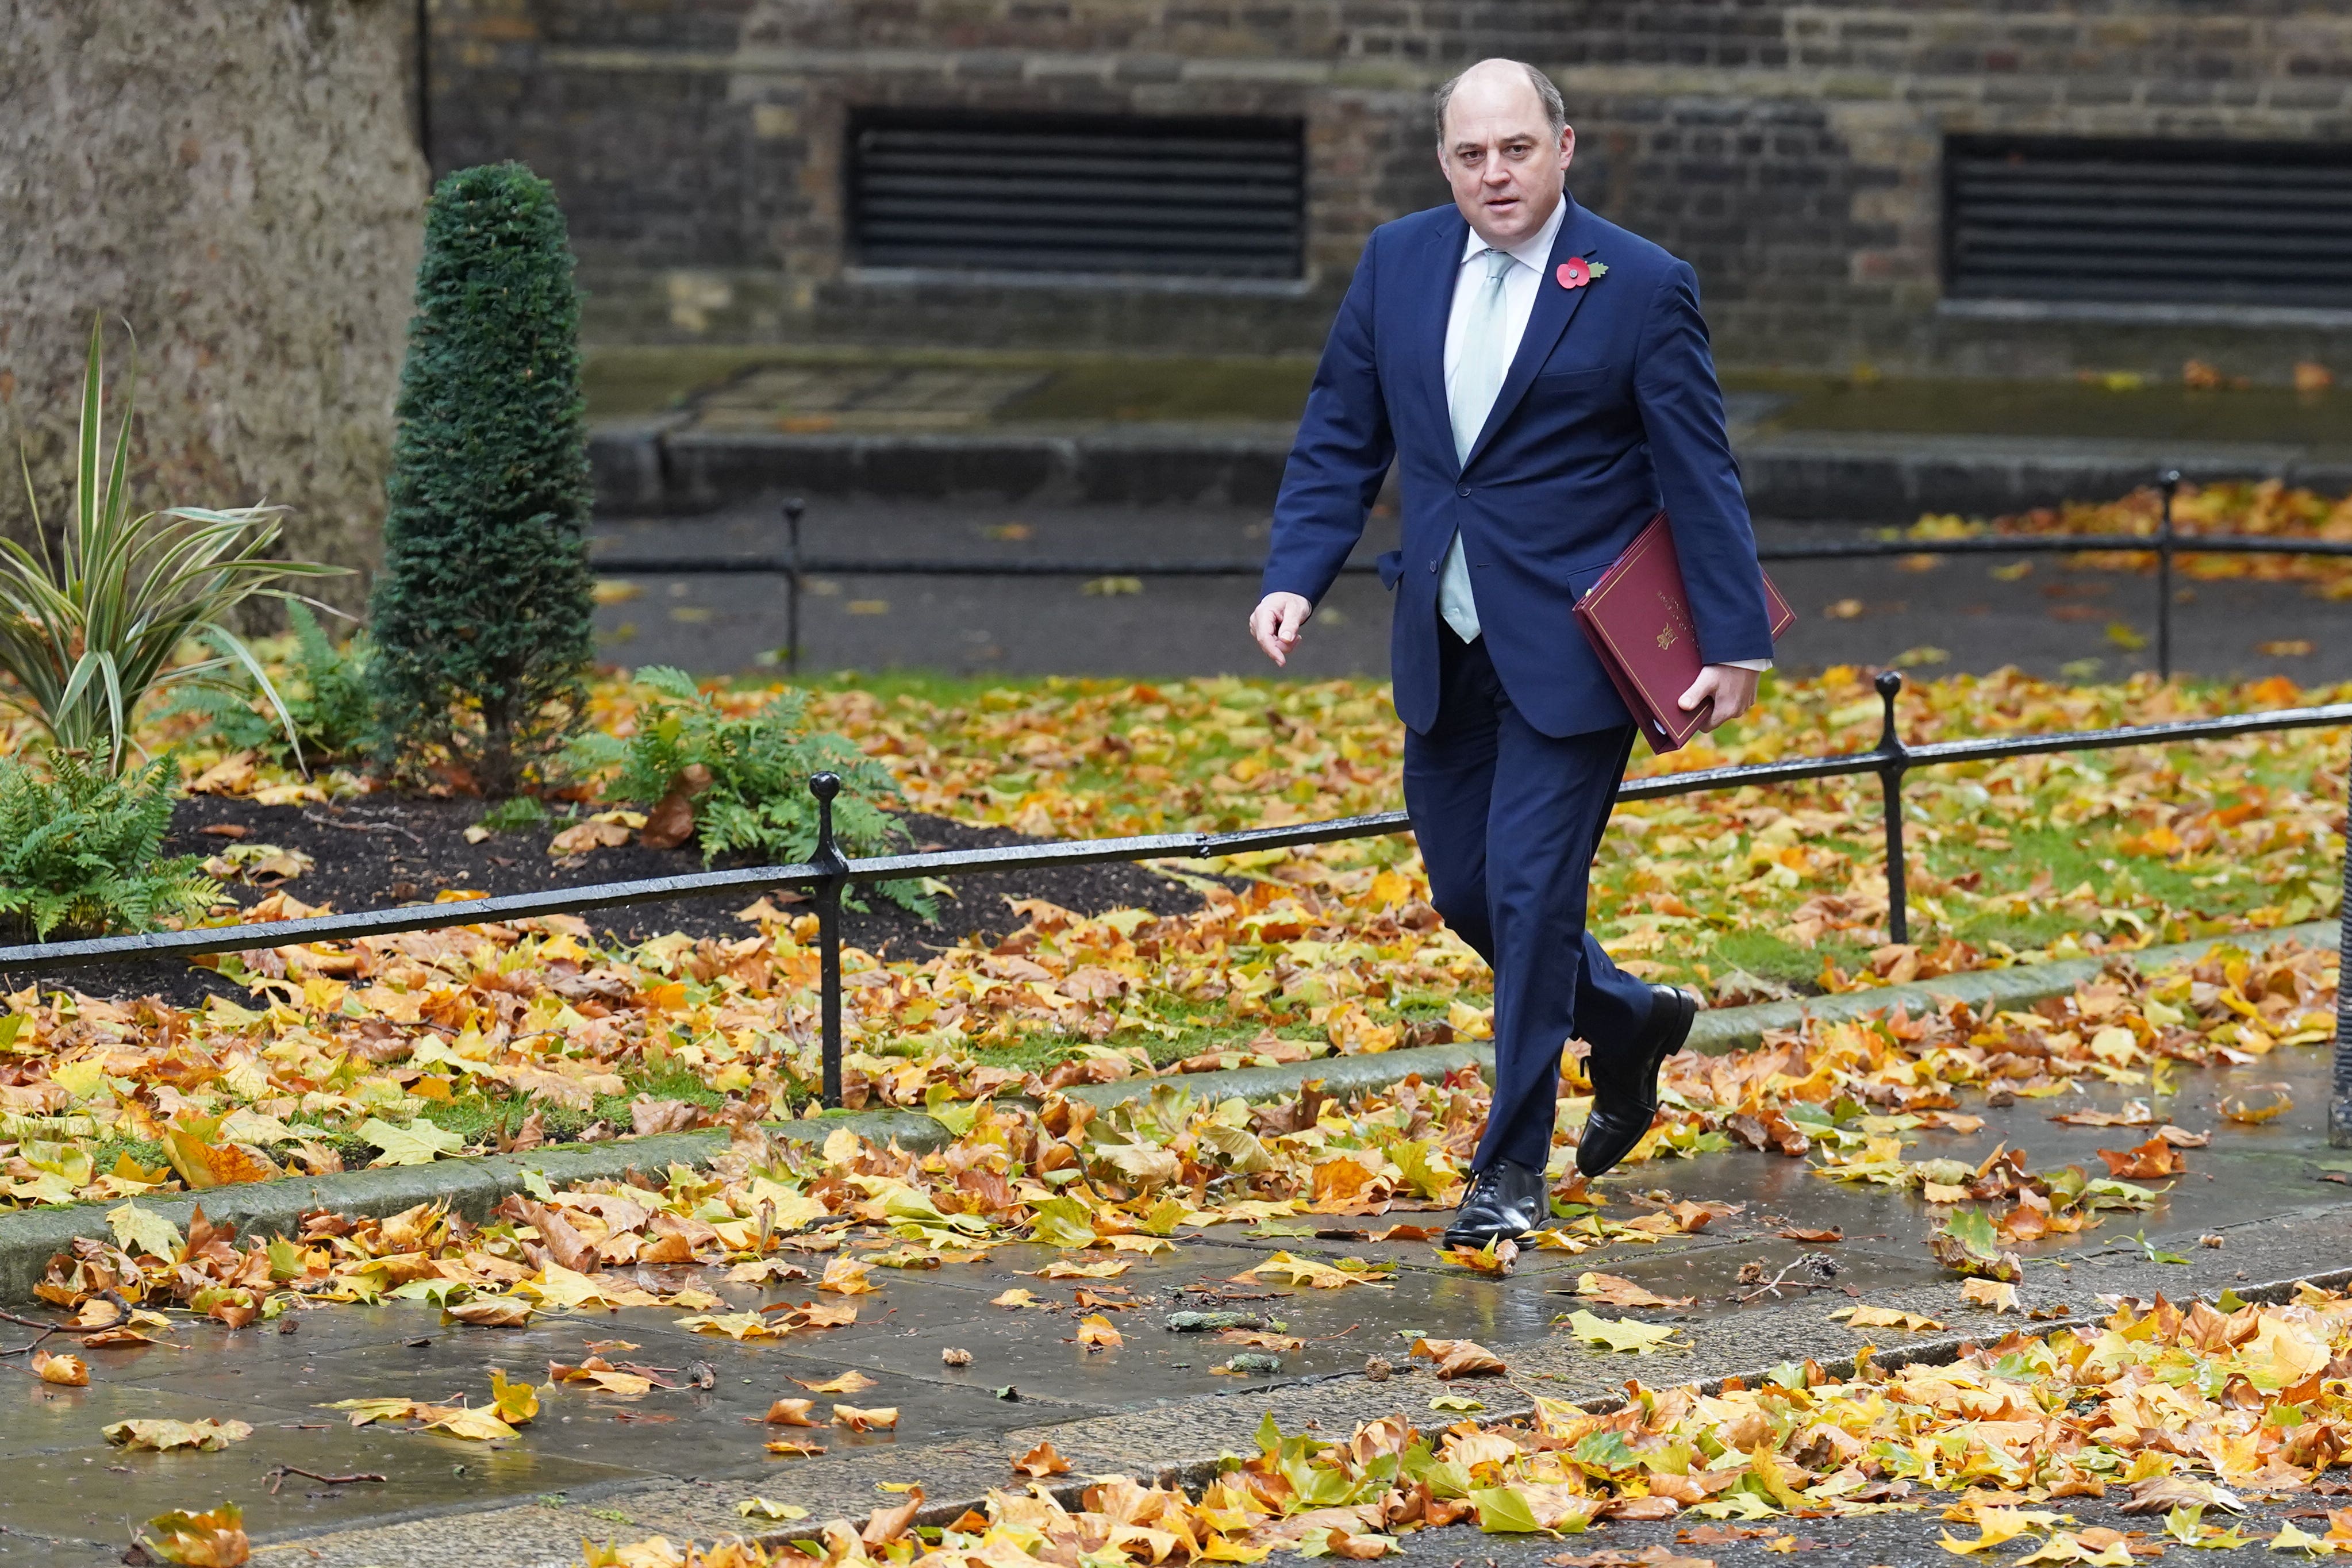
[1456,484,1471,497]
[1428,559,1439,573]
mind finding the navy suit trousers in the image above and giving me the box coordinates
[1402,627,1656,1173]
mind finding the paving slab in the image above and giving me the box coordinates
[2,945,2346,1562]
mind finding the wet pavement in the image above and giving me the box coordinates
[590,499,2352,687]
[3,1036,2350,1563]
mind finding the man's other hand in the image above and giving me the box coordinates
[1250,592,1314,666]
[1676,663,1760,731]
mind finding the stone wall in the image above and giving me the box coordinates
[0,2,429,601]
[430,1,2352,379]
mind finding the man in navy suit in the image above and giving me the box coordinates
[1250,59,1775,1246]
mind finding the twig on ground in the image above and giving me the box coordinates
[0,1308,120,1336]
[266,1465,387,1494]
[300,809,426,847]
[0,1331,53,1363]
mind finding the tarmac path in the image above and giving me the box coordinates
[591,498,2352,688]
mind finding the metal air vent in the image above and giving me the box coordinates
[1944,134,2352,308]
[847,109,1305,280]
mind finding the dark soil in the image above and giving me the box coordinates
[2,795,1216,1009]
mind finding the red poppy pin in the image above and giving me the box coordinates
[1555,256,1609,290]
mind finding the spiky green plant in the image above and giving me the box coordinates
[1,318,339,774]
[166,604,375,771]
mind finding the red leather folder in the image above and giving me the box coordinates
[1571,511,1796,755]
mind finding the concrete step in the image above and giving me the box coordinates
[591,416,2352,524]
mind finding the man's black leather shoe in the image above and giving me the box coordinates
[1440,1158,1550,1248]
[1576,984,1698,1178]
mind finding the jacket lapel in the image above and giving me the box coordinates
[1461,195,1597,474]
[1416,212,1469,472]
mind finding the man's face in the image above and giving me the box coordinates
[1438,73,1573,248]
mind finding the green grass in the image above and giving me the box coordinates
[1707,929,1870,990]
[1932,823,2259,923]
[412,1067,729,1154]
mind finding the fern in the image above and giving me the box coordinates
[166,604,374,770]
[0,755,217,939]
[567,668,931,914]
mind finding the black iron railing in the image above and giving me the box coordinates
[1,676,2347,1127]
[593,475,2342,681]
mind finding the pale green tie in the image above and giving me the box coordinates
[1440,247,1514,643]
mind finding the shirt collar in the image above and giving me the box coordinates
[1459,190,1569,271]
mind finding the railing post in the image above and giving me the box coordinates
[2155,469,2180,682]
[809,771,846,1109]
[784,496,806,679]
[2332,740,2352,1147]
[1875,669,1912,946]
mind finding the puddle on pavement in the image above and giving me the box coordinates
[0,1367,636,1551]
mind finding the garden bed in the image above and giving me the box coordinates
[0,795,1215,1008]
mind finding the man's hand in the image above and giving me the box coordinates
[1250,592,1314,666]
[1677,663,1760,731]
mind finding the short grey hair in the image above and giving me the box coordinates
[1433,60,1566,142]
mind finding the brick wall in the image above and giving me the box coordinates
[428,0,2352,378]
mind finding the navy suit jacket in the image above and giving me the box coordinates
[1262,194,1774,739]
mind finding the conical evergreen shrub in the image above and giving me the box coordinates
[368,162,594,796]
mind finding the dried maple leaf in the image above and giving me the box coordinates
[1573,1272,1694,1310]
[2094,1135,2186,1178]
[138,1501,250,1567]
[764,1436,826,1456]
[862,1488,924,1547]
[2118,1475,2245,1515]
[2220,1086,2293,1124]
[795,1370,878,1395]
[1442,1238,1518,1274]
[672,1313,784,1342]
[781,1299,859,1329]
[820,1256,878,1295]
[1013,1439,1073,1477]
[30,1350,86,1386]
[1075,1313,1124,1349]
[1833,1305,1946,1332]
[1961,1279,2021,1312]
[763,1398,821,1426]
[1024,1258,1131,1279]
[1408,1337,1505,1378]
[1231,1252,1394,1290]
[417,1403,518,1442]
[106,1418,253,1452]
[442,1297,534,1328]
[832,1403,898,1431]
[547,1358,655,1397]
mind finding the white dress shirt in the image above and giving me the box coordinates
[1438,195,1770,673]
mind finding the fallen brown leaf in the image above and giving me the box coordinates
[1408,1336,1505,1378]
[794,1370,878,1395]
[1573,1271,1694,1310]
[1013,1439,1072,1477]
